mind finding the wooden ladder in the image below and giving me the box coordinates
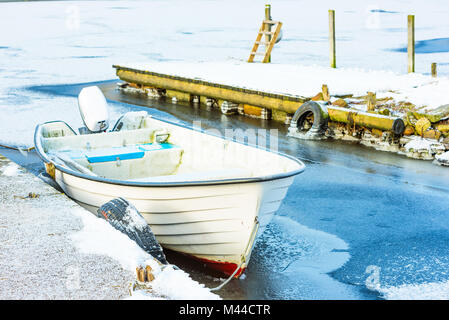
[248,20,282,63]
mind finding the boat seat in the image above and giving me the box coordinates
[128,168,253,183]
[57,143,179,163]
[85,146,145,163]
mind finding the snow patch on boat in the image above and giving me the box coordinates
[71,208,219,300]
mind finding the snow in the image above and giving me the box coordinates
[435,150,449,161]
[380,280,449,300]
[1,162,20,176]
[403,137,434,152]
[1,0,449,147]
[71,208,219,300]
[124,203,148,231]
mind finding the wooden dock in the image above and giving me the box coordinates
[113,64,406,135]
[113,65,307,115]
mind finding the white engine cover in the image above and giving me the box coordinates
[78,86,109,132]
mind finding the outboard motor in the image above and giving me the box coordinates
[78,86,109,134]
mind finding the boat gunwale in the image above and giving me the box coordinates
[34,117,305,188]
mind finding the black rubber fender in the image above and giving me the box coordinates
[290,101,329,138]
[392,118,406,135]
[97,197,168,265]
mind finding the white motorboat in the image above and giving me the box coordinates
[34,86,305,277]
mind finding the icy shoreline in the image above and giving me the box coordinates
[0,153,219,300]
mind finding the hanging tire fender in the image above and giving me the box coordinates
[289,101,329,139]
[97,197,168,265]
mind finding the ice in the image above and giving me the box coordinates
[1,162,20,176]
[380,280,449,300]
[1,0,449,147]
[404,137,434,152]
[436,151,449,161]
[250,215,363,299]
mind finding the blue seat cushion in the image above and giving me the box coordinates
[85,146,144,163]
[85,143,178,163]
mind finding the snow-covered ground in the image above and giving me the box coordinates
[72,209,219,300]
[1,0,449,300]
[0,154,218,299]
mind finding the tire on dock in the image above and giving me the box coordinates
[288,101,329,139]
[97,197,168,265]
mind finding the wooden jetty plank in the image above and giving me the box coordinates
[114,65,307,114]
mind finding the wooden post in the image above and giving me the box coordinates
[322,84,330,101]
[408,15,415,73]
[136,267,145,282]
[265,4,272,63]
[431,62,437,78]
[367,92,376,112]
[145,265,154,282]
[329,10,336,68]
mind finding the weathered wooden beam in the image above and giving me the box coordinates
[367,92,377,112]
[327,106,404,133]
[265,4,272,63]
[114,66,306,114]
[431,62,437,78]
[329,10,336,68]
[408,15,415,73]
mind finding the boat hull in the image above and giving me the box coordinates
[54,168,294,276]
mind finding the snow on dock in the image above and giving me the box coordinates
[0,153,218,300]
[116,61,449,111]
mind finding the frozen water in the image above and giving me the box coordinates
[1,0,449,146]
[1,162,20,176]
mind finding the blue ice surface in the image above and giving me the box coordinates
[370,9,399,14]
[284,159,449,295]
[391,37,449,53]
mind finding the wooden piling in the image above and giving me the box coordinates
[431,62,437,78]
[407,15,415,73]
[322,84,330,101]
[367,92,377,112]
[145,265,155,282]
[136,267,145,282]
[329,10,336,68]
[265,4,272,63]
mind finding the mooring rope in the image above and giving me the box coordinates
[0,143,35,152]
[209,260,244,292]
